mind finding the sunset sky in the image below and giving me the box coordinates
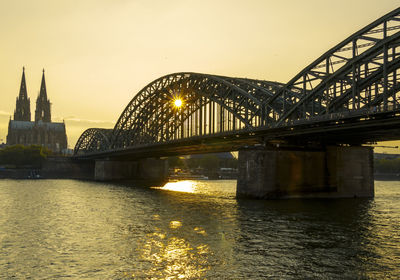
[0,0,399,150]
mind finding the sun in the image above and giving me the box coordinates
[174,98,183,108]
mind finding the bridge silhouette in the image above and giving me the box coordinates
[75,8,400,158]
[73,8,400,199]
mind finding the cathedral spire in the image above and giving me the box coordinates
[13,67,31,121]
[39,68,47,100]
[19,66,28,99]
[35,68,51,122]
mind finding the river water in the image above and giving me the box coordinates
[0,179,399,279]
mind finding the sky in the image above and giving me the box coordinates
[0,0,399,151]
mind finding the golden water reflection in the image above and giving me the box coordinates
[169,220,182,229]
[159,180,196,193]
[194,226,207,236]
[137,226,210,279]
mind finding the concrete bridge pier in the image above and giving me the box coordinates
[94,158,168,186]
[237,146,374,199]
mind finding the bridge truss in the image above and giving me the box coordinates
[74,7,400,156]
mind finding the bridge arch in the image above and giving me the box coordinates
[268,7,400,125]
[73,8,400,155]
[74,128,113,154]
[110,73,287,149]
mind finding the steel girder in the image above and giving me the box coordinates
[270,7,400,126]
[73,7,400,155]
[74,128,113,155]
[109,73,289,149]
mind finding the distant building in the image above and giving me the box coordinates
[6,68,67,153]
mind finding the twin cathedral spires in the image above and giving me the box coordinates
[14,67,51,122]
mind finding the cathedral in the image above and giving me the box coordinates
[6,68,68,153]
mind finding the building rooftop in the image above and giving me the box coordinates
[9,120,65,132]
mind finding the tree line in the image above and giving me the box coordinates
[0,145,52,168]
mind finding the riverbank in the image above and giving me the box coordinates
[0,157,94,180]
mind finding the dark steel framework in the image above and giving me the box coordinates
[74,128,113,154]
[74,8,400,156]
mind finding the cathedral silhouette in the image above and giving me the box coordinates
[6,67,67,152]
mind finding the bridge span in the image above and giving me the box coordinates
[73,8,400,199]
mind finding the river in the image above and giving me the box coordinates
[0,179,399,279]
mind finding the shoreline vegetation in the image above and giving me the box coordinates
[0,145,51,169]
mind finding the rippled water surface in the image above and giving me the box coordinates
[0,179,399,279]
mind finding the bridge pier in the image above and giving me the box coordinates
[237,146,374,199]
[94,158,168,185]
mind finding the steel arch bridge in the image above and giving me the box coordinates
[75,7,400,157]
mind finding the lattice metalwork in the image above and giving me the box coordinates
[270,7,400,125]
[74,128,113,155]
[110,73,294,149]
[74,7,400,155]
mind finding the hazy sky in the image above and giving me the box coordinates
[0,0,399,150]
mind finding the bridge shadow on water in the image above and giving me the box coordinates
[234,197,381,278]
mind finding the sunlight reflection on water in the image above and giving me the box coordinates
[158,180,196,193]
[0,179,399,279]
[137,230,210,279]
[156,180,237,199]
